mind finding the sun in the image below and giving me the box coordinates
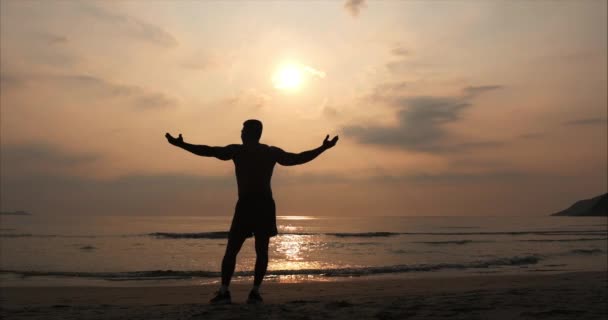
[273,64,303,91]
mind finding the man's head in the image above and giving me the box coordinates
[241,119,263,144]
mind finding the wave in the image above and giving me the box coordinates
[0,234,101,238]
[148,231,399,239]
[319,230,608,237]
[518,237,608,242]
[2,229,605,240]
[325,232,400,238]
[147,230,606,239]
[400,230,607,236]
[0,255,542,280]
[415,240,491,245]
[0,233,28,237]
[439,226,480,229]
[149,232,229,239]
[569,249,603,255]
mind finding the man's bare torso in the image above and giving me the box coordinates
[231,144,278,199]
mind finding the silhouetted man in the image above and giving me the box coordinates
[165,119,338,304]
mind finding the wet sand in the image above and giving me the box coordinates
[1,271,606,319]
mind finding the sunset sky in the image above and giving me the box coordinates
[1,0,606,217]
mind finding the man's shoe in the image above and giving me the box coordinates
[246,290,263,304]
[209,290,231,305]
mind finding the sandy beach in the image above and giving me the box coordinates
[1,271,606,320]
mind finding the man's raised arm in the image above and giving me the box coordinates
[274,135,339,166]
[165,133,236,161]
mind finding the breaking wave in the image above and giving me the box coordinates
[415,240,490,245]
[569,249,603,255]
[518,238,607,242]
[149,232,229,239]
[0,255,542,281]
[1,229,605,240]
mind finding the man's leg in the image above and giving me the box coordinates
[246,234,270,304]
[253,234,270,287]
[221,234,247,288]
[210,233,247,304]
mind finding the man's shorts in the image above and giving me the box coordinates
[229,197,278,239]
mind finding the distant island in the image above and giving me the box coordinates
[0,210,32,216]
[552,193,607,216]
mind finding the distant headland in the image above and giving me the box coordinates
[552,193,608,216]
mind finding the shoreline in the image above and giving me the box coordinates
[2,271,606,319]
[2,266,604,288]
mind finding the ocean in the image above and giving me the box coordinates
[1,215,606,287]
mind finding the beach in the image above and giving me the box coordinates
[2,271,606,320]
[2,215,606,319]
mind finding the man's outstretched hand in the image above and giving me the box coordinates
[165,133,184,147]
[322,135,339,150]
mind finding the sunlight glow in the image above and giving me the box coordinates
[273,63,303,90]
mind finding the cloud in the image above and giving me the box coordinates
[1,72,176,109]
[344,0,366,17]
[132,92,177,110]
[385,59,437,75]
[35,32,68,45]
[0,172,236,215]
[518,132,545,140]
[367,81,408,100]
[51,74,137,95]
[0,72,25,89]
[344,97,468,151]
[0,168,347,216]
[0,143,100,176]
[370,170,537,185]
[78,3,177,47]
[303,66,326,78]
[180,60,211,70]
[179,51,234,70]
[391,44,410,57]
[51,74,177,109]
[344,85,503,152]
[225,89,271,109]
[274,171,350,185]
[462,85,503,97]
[323,106,339,118]
[56,74,177,109]
[11,32,79,67]
[562,117,607,126]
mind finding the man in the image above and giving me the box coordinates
[165,119,338,304]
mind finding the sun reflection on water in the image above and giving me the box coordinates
[266,274,334,283]
[281,225,299,232]
[277,216,317,221]
[270,234,339,275]
[275,234,308,261]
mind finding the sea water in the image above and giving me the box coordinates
[0,215,606,286]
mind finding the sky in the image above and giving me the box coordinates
[1,0,606,217]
